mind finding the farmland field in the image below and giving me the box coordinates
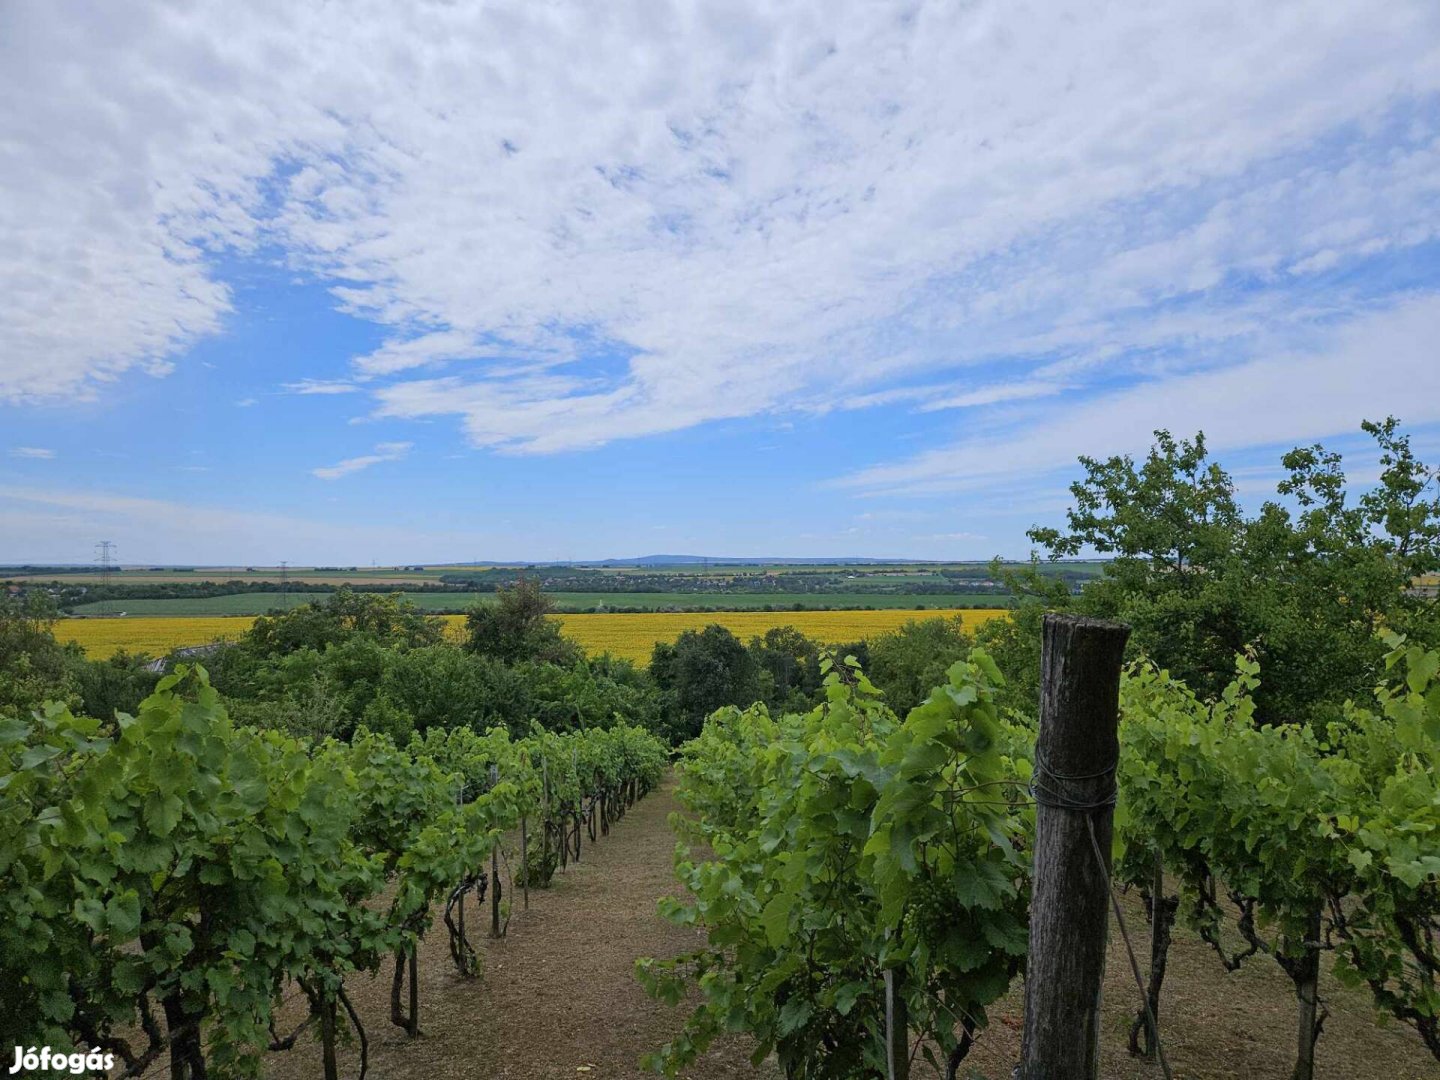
[59,608,1010,662]
[4,567,464,585]
[66,590,1008,616]
[59,617,255,658]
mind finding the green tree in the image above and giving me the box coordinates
[462,577,582,665]
[241,587,444,658]
[0,591,80,718]
[865,616,974,716]
[1029,418,1440,724]
[650,624,761,742]
[366,645,536,739]
[1027,428,1244,701]
[747,626,823,713]
[515,657,666,735]
[67,650,161,722]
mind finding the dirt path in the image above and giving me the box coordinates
[263,775,1435,1080]
[265,779,771,1080]
[474,782,768,1080]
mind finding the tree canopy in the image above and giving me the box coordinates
[1028,418,1440,724]
[462,576,582,666]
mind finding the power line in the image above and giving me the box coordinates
[95,541,117,615]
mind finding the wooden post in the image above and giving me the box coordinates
[573,746,582,862]
[520,814,529,910]
[320,993,339,1080]
[1019,614,1130,1080]
[408,948,419,1037]
[490,763,502,938]
[456,778,466,942]
[1291,905,1324,1080]
[884,957,909,1080]
[541,754,551,869]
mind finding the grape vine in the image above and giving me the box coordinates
[0,664,666,1079]
[645,640,1440,1079]
[638,653,1031,1079]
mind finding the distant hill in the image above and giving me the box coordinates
[576,555,923,567]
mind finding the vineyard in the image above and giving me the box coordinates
[641,633,1440,1079]
[4,619,1440,1078]
[0,665,666,1079]
[7,423,1439,1078]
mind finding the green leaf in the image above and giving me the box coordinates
[760,893,793,947]
[833,981,864,1016]
[105,893,141,937]
[776,996,812,1037]
[19,744,62,770]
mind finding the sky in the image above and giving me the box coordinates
[2,0,1440,565]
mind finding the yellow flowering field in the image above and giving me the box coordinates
[552,608,1008,663]
[60,617,257,659]
[60,608,1008,663]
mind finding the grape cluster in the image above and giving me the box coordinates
[904,875,952,943]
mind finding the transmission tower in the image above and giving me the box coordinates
[95,541,117,615]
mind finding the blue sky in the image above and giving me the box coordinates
[3,1,1440,564]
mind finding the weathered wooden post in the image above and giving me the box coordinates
[884,943,909,1080]
[1019,614,1130,1080]
[490,763,502,938]
[319,992,339,1080]
[456,779,466,945]
[541,753,551,872]
[573,745,582,862]
[408,949,419,1036]
[520,813,529,910]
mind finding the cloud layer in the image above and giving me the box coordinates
[311,441,412,480]
[2,0,1439,472]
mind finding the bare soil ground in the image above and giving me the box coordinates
[263,777,1435,1080]
[263,780,771,1080]
[961,889,1437,1080]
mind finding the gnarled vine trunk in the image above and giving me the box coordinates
[390,946,420,1037]
[1129,852,1178,1058]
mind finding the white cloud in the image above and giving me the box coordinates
[836,293,1440,496]
[918,381,1067,413]
[1,0,1438,455]
[311,441,412,480]
[9,446,55,459]
[235,398,258,407]
[283,378,359,395]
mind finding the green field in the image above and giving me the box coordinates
[7,559,1107,583]
[68,590,1012,617]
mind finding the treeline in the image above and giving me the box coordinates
[13,562,1099,611]
[439,566,1028,596]
[28,580,478,609]
[2,579,1004,750]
